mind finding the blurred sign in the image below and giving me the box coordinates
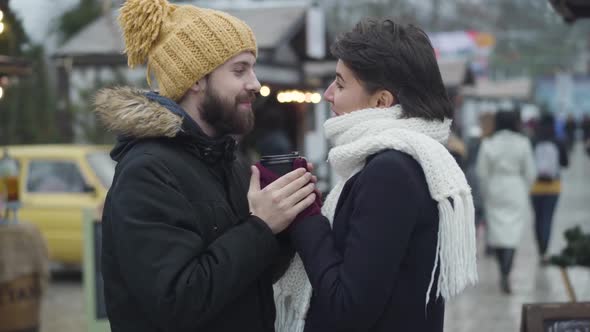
[535,75,590,116]
[429,31,496,77]
[521,302,590,332]
[306,6,326,59]
[430,31,496,58]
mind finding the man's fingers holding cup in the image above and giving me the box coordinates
[289,193,317,216]
[284,182,315,208]
[265,167,306,191]
[276,172,313,199]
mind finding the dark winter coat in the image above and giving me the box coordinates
[95,87,288,332]
[289,150,445,332]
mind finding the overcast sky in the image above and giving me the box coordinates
[11,0,78,50]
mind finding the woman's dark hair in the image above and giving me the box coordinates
[330,17,453,121]
[494,110,521,133]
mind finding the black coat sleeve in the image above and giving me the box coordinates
[108,153,279,331]
[269,231,296,283]
[289,152,422,330]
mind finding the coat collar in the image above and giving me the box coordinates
[94,87,236,164]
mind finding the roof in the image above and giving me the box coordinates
[460,78,532,100]
[224,7,306,50]
[55,15,124,57]
[54,4,307,58]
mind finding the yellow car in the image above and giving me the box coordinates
[3,145,115,266]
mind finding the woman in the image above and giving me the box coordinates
[265,18,478,332]
[476,110,537,294]
[531,113,568,265]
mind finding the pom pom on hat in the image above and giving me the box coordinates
[119,0,169,68]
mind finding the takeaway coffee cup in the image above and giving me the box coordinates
[259,152,300,176]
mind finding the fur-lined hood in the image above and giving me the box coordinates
[94,87,184,138]
[95,86,238,164]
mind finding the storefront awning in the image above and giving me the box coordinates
[460,78,532,101]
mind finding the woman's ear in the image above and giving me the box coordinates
[375,90,396,108]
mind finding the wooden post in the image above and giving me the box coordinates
[560,267,577,302]
[56,57,73,142]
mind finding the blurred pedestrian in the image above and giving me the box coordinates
[470,112,495,255]
[447,132,467,169]
[531,113,569,265]
[555,111,567,143]
[265,18,477,332]
[565,113,577,151]
[583,114,590,156]
[464,124,487,248]
[94,1,316,331]
[583,114,590,141]
[476,110,537,294]
[474,113,496,181]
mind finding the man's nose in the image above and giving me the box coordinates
[247,75,261,93]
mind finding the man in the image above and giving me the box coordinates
[94,1,317,331]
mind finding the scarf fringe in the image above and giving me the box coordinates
[274,278,311,332]
[426,193,478,307]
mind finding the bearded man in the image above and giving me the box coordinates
[95,1,317,331]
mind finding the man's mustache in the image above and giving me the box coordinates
[237,92,256,103]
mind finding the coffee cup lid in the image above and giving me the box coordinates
[260,151,299,160]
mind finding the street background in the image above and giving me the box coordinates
[0,1,589,332]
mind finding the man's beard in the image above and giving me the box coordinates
[200,86,255,136]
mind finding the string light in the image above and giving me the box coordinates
[260,85,271,97]
[276,90,322,104]
[311,93,322,104]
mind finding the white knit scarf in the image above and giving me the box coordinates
[274,105,478,332]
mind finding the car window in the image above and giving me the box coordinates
[86,152,116,189]
[27,160,87,193]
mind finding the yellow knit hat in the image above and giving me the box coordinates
[118,0,258,101]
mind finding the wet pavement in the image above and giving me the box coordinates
[40,143,590,332]
[445,142,590,332]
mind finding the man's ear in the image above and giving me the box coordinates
[188,77,208,94]
[374,89,396,108]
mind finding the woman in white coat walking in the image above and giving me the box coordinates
[476,110,537,294]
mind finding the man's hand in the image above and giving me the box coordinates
[248,166,316,234]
